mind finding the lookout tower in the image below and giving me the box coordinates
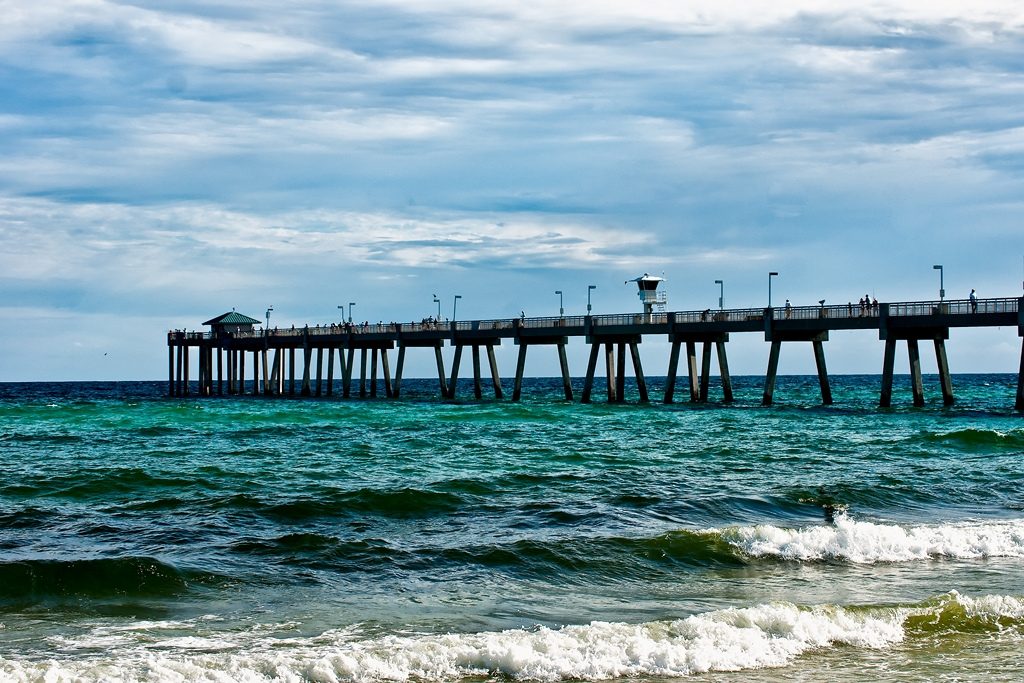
[626,273,666,314]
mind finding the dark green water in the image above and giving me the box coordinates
[1,375,1023,681]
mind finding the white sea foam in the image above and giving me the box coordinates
[4,594,1023,682]
[719,516,1024,563]
[0,602,903,682]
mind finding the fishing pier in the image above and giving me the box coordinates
[168,289,1024,409]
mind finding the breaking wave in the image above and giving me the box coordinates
[1,592,1021,682]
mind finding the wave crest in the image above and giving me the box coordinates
[719,516,1024,563]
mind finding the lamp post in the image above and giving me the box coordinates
[768,272,779,308]
[587,285,596,315]
[348,302,355,324]
[337,304,344,323]
[265,306,273,335]
[555,290,563,316]
[933,264,944,302]
[453,295,462,321]
[432,294,441,320]
[714,279,724,310]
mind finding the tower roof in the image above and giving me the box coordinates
[202,311,262,326]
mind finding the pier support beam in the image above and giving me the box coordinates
[762,331,830,406]
[472,346,483,400]
[370,349,378,397]
[344,348,355,398]
[880,339,896,408]
[685,342,699,402]
[699,342,712,402]
[717,341,734,403]
[394,346,406,398]
[604,342,615,402]
[664,341,680,404]
[812,339,833,405]
[487,345,503,399]
[558,343,573,401]
[168,345,175,397]
[934,339,954,406]
[582,341,601,404]
[434,345,448,397]
[359,349,368,398]
[239,351,245,396]
[762,341,782,406]
[381,349,393,398]
[217,348,223,396]
[513,344,528,401]
[326,347,335,396]
[667,334,731,404]
[907,339,925,407]
[447,345,464,399]
[628,342,648,402]
[1017,338,1024,411]
[315,347,324,397]
[262,349,271,396]
[301,340,312,396]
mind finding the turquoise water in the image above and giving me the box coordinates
[1,375,1023,681]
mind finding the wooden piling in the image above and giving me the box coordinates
[604,342,615,402]
[664,340,680,404]
[699,342,712,402]
[289,348,296,396]
[812,339,833,405]
[629,342,648,402]
[239,350,245,396]
[487,345,503,399]
[344,348,355,398]
[934,339,954,406]
[394,346,406,398]
[326,347,335,396]
[615,342,626,402]
[434,345,448,397]
[262,349,271,395]
[370,349,378,398]
[183,346,191,396]
[557,343,573,401]
[381,349,393,398]
[1016,338,1024,411]
[685,341,698,402]
[907,339,925,407]
[448,345,463,399]
[217,348,223,396]
[472,346,483,400]
[252,350,259,395]
[360,349,368,398]
[716,341,734,403]
[512,344,528,401]
[582,342,600,404]
[879,338,896,407]
[762,340,781,406]
[301,341,312,397]
[168,346,175,397]
[314,347,323,397]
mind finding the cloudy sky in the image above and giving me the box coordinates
[2,0,1023,382]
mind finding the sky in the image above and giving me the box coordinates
[1,0,1023,382]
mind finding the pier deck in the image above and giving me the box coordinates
[168,297,1024,409]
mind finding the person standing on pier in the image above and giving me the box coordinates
[970,289,978,313]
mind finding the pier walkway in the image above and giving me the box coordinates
[168,296,1024,409]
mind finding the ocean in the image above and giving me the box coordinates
[1,374,1023,682]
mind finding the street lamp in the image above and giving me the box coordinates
[348,302,355,323]
[587,285,596,315]
[265,306,273,335]
[555,290,564,316]
[432,294,441,319]
[768,272,779,308]
[453,294,462,321]
[714,279,724,310]
[933,264,944,301]
[337,304,344,322]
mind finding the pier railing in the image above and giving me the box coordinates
[888,297,1018,316]
[169,297,1021,343]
